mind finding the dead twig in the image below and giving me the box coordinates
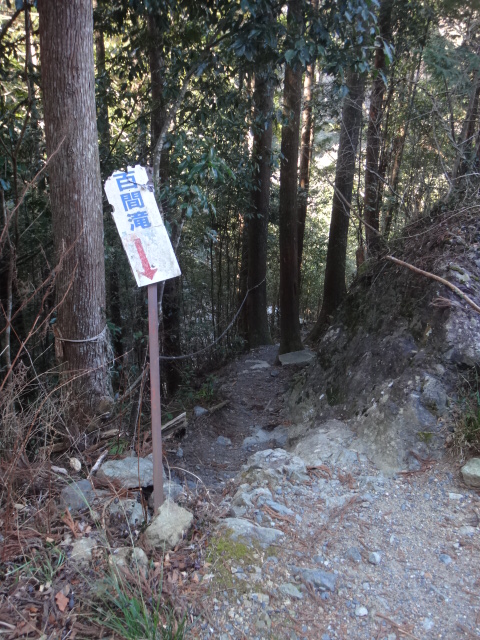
[375,613,420,639]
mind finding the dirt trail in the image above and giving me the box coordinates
[170,346,480,640]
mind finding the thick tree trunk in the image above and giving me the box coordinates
[247,69,274,347]
[279,0,304,355]
[364,0,394,254]
[309,70,365,341]
[38,0,112,423]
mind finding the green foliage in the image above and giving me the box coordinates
[95,571,187,640]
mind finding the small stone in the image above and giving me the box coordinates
[216,436,232,446]
[176,447,184,458]
[355,605,368,617]
[346,547,362,563]
[368,552,382,565]
[449,492,464,500]
[250,593,269,605]
[220,518,284,548]
[70,537,96,565]
[270,369,280,377]
[264,499,294,517]
[69,457,81,472]
[423,618,434,631]
[279,583,303,600]
[291,567,337,592]
[458,525,476,536]
[108,498,144,527]
[60,480,95,512]
[144,500,193,550]
[439,553,452,565]
[193,405,209,417]
[461,458,480,488]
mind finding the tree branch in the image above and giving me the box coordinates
[385,255,480,315]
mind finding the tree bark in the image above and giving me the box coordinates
[364,0,394,254]
[247,69,274,347]
[279,0,304,355]
[309,70,365,341]
[38,0,112,423]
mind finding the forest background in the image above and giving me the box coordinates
[1,0,479,454]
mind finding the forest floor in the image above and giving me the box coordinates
[1,343,480,640]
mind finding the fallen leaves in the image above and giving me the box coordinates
[55,591,69,613]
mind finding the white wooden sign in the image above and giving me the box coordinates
[104,165,181,287]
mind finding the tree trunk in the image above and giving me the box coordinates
[94,9,110,173]
[309,70,365,341]
[451,72,480,188]
[247,69,274,347]
[279,0,304,355]
[364,0,394,255]
[297,0,318,277]
[38,0,112,424]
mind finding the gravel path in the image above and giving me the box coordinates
[179,347,480,640]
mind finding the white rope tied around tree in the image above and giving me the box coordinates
[54,324,108,343]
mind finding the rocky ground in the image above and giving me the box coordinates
[181,346,480,640]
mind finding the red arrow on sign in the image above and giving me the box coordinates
[133,237,157,280]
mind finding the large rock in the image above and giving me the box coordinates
[144,500,193,550]
[97,456,166,489]
[293,420,357,468]
[243,448,309,484]
[220,518,284,548]
[278,350,315,367]
[461,458,480,488]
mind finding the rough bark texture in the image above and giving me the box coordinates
[309,71,365,342]
[364,0,394,254]
[279,0,304,355]
[247,70,274,348]
[38,0,112,421]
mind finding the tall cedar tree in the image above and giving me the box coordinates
[364,0,394,254]
[38,0,112,423]
[309,70,365,341]
[279,0,304,355]
[247,68,274,347]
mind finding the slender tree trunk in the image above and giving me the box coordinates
[451,72,480,187]
[297,0,318,277]
[95,9,110,173]
[247,69,274,347]
[38,0,112,423]
[309,70,365,341]
[279,0,304,355]
[364,0,394,254]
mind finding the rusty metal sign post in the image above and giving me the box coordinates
[105,165,181,512]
